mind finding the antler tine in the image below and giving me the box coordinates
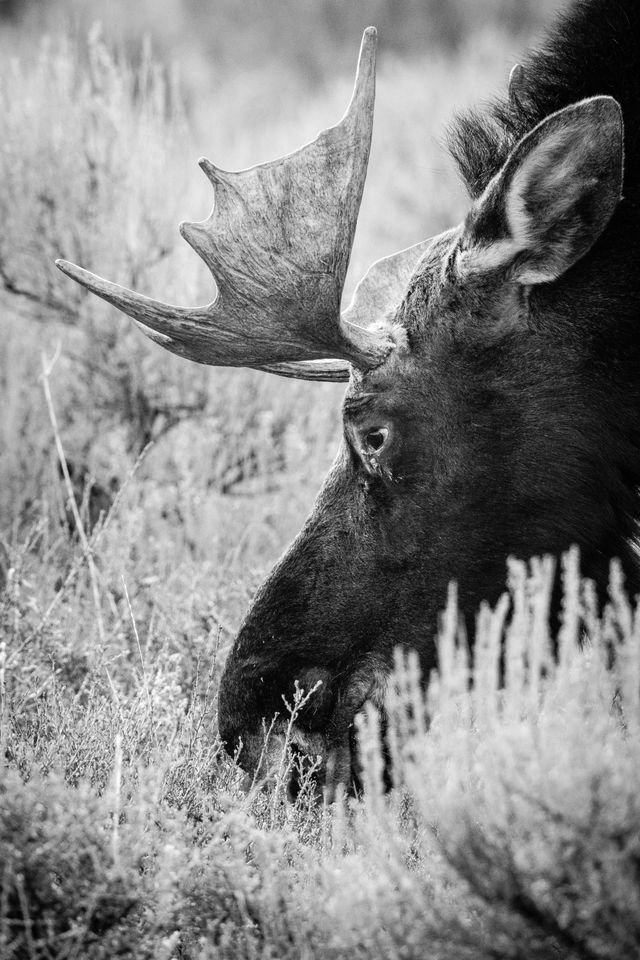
[258,360,351,381]
[56,28,397,378]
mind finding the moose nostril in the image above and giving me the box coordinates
[286,765,302,803]
[217,715,242,761]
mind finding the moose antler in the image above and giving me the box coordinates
[57,28,430,381]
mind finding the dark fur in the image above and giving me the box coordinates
[449,0,640,198]
[219,0,640,788]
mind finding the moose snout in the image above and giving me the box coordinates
[220,714,329,795]
[217,645,335,776]
[218,622,391,797]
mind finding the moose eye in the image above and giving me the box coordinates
[365,427,389,452]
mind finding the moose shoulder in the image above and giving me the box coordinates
[57,0,640,793]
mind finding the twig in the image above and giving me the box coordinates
[0,262,75,320]
[207,606,236,637]
[122,575,153,717]
[15,874,37,960]
[65,349,120,383]
[270,679,322,825]
[112,733,123,869]
[12,441,153,662]
[0,641,6,772]
[0,858,12,958]
[40,348,106,650]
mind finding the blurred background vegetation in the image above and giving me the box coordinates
[1,0,562,72]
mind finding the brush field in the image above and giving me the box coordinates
[1,3,639,958]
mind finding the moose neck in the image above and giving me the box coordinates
[444,0,640,612]
[434,247,640,615]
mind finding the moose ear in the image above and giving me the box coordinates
[457,96,624,284]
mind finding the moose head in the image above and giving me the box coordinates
[58,12,640,791]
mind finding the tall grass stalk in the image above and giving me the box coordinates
[41,348,106,651]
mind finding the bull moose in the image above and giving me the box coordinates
[57,0,640,791]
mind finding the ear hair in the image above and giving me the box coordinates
[456,96,624,285]
[508,63,525,104]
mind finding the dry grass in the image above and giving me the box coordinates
[2,545,639,959]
